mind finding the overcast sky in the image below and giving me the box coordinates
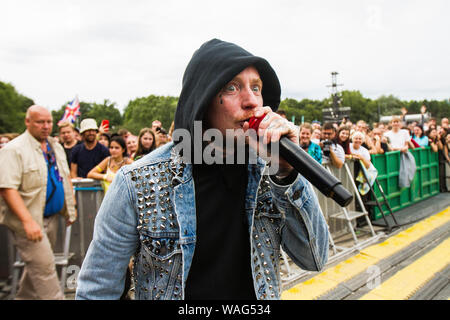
[1,0,449,112]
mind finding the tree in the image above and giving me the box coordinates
[85,99,123,131]
[339,90,376,124]
[0,81,34,134]
[279,98,324,125]
[123,95,178,134]
[374,94,403,117]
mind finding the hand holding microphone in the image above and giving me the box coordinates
[248,111,353,207]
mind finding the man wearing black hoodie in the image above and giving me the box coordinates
[76,39,329,300]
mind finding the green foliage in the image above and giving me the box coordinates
[418,99,450,121]
[375,94,404,116]
[341,90,377,124]
[0,81,34,134]
[85,100,123,131]
[123,95,178,135]
[279,98,324,125]
[280,91,449,127]
[51,100,123,134]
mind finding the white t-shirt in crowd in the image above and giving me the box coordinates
[322,142,345,165]
[350,143,371,161]
[383,129,411,150]
[350,143,376,170]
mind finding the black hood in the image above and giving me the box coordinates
[174,39,281,138]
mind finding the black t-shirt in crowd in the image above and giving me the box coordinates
[380,142,389,154]
[62,140,83,168]
[71,142,110,178]
[185,163,256,300]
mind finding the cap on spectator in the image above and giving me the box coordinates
[80,118,98,134]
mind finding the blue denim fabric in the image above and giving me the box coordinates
[76,142,329,300]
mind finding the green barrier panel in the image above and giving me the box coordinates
[370,147,440,220]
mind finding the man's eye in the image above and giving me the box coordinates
[252,85,261,92]
[225,84,238,92]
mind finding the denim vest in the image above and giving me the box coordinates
[76,142,329,300]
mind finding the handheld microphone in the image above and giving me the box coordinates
[248,115,353,207]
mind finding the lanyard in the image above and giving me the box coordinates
[43,142,61,176]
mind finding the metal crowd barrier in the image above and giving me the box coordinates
[281,160,384,283]
[0,179,104,295]
[70,179,104,267]
[282,147,448,283]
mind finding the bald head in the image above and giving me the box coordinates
[25,105,53,142]
[26,105,51,120]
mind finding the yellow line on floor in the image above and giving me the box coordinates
[360,237,450,300]
[281,207,450,300]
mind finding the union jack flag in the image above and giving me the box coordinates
[59,96,81,124]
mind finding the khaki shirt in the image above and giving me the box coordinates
[0,130,76,236]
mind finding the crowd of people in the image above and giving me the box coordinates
[47,118,172,190]
[292,112,449,191]
[1,108,449,195]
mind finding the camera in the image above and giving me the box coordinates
[321,139,332,157]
